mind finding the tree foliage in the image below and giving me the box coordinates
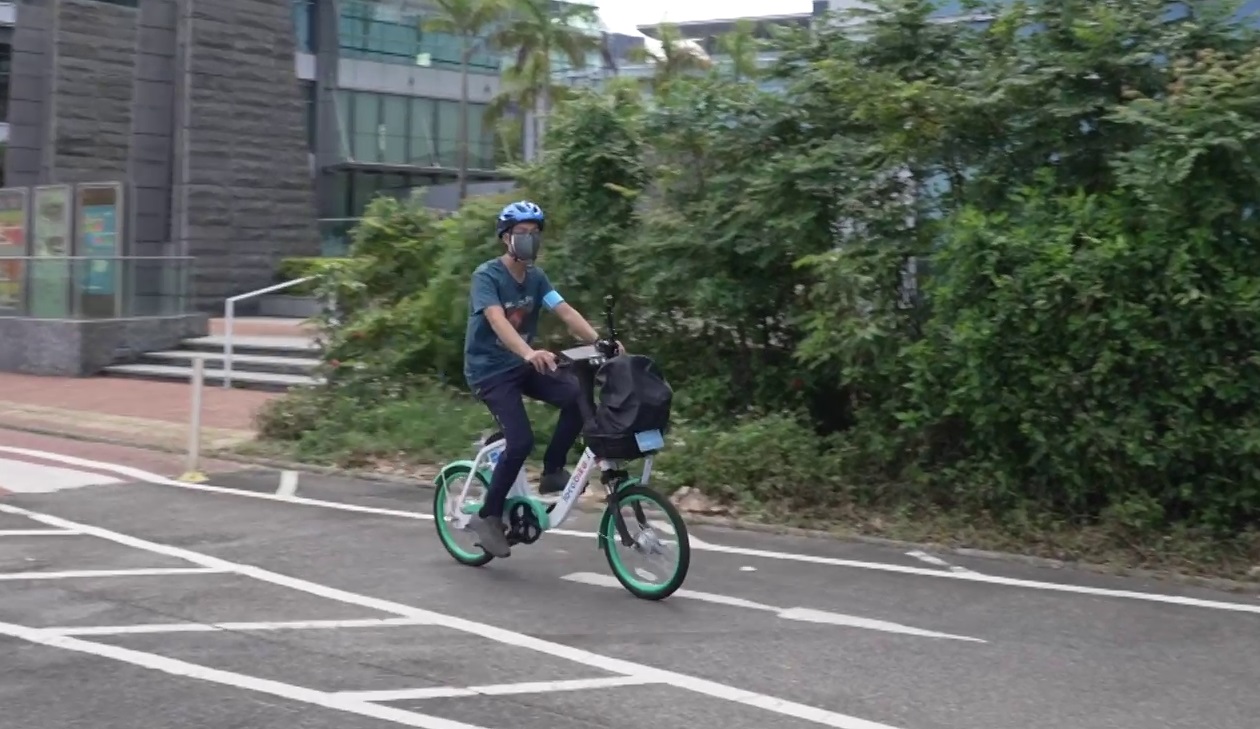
[524,0,1260,532]
[287,0,1260,538]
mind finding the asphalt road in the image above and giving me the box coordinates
[1,436,1258,729]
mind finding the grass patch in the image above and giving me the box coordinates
[249,383,1260,584]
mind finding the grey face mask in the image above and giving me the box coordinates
[508,232,542,264]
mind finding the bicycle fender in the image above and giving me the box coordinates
[435,460,493,488]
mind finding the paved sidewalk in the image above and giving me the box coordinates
[0,373,275,451]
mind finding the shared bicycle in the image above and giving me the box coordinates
[432,298,690,601]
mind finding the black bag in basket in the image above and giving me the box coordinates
[582,354,673,458]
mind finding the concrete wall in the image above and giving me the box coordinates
[337,57,500,104]
[4,0,321,312]
[0,313,208,376]
[175,0,320,310]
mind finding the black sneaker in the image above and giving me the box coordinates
[468,514,511,558]
[539,467,571,495]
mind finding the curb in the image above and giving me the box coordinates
[3,420,1257,594]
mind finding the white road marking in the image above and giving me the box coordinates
[906,550,977,575]
[0,529,78,537]
[563,572,987,643]
[0,567,227,581]
[740,566,757,572]
[0,502,905,729]
[0,457,121,493]
[3,445,1259,615]
[277,470,299,497]
[45,617,434,637]
[336,676,660,703]
[0,619,488,729]
[650,518,710,546]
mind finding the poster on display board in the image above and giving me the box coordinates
[76,182,124,317]
[30,184,72,318]
[0,187,28,314]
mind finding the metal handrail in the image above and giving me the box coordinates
[222,277,314,388]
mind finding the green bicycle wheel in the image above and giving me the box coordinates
[433,465,495,567]
[601,484,691,600]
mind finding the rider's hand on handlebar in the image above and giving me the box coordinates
[526,349,558,373]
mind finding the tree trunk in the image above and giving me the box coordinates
[457,39,471,203]
[534,85,550,160]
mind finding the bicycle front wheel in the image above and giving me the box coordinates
[601,484,691,600]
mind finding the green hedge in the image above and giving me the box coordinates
[256,0,1260,554]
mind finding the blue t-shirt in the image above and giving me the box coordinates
[463,257,565,387]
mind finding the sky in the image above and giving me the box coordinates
[590,0,814,35]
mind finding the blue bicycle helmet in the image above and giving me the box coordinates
[496,200,546,238]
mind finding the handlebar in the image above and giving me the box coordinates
[552,295,622,369]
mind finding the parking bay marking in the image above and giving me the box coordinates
[563,572,987,643]
[0,501,906,729]
[5,445,1259,616]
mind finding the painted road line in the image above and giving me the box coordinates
[563,572,987,643]
[649,518,711,547]
[0,567,228,581]
[0,620,489,729]
[0,456,122,493]
[0,529,79,537]
[337,676,661,703]
[45,617,434,637]
[5,445,1260,616]
[906,550,977,575]
[0,502,906,729]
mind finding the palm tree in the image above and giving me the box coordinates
[628,22,714,92]
[715,19,761,82]
[422,0,507,201]
[493,0,613,160]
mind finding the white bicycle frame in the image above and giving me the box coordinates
[448,436,654,531]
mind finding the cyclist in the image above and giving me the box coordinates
[461,200,621,558]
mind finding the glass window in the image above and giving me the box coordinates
[350,171,384,215]
[434,100,461,168]
[338,0,501,73]
[332,89,503,172]
[408,97,437,165]
[292,0,315,53]
[334,90,353,158]
[381,95,408,164]
[351,91,380,162]
[0,43,10,124]
[467,103,492,170]
[301,82,316,151]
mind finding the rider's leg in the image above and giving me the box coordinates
[521,368,583,494]
[469,367,533,557]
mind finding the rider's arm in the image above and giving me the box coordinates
[538,276,600,344]
[552,301,600,344]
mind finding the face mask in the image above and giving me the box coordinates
[508,232,542,264]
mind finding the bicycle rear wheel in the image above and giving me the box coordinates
[433,464,495,567]
[600,484,690,600]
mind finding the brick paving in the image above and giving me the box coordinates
[0,372,277,453]
[0,373,274,431]
[0,316,310,455]
[0,429,245,479]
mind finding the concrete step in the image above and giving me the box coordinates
[181,334,321,359]
[140,350,322,377]
[101,363,322,392]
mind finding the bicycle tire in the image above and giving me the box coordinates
[601,484,691,600]
[433,465,495,567]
